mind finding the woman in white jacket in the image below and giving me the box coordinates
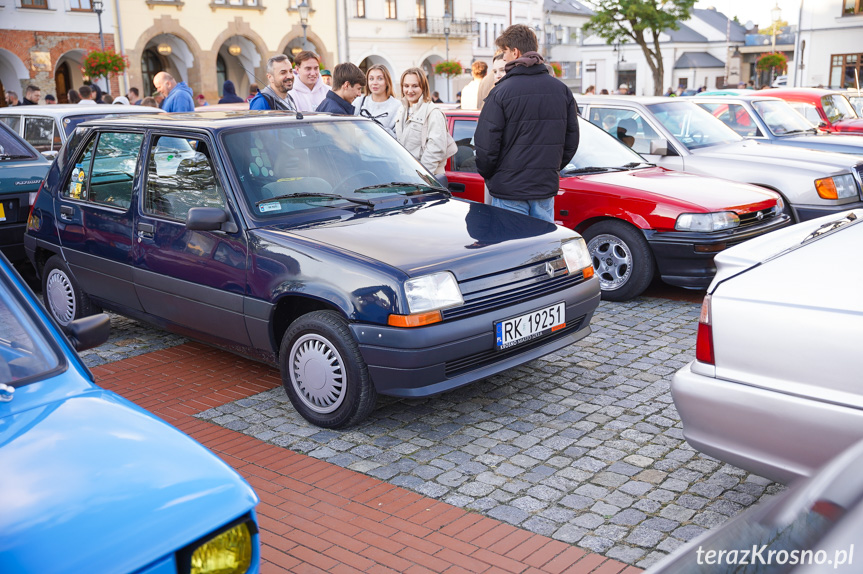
[394,67,449,175]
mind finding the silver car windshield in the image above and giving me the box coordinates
[752,100,817,135]
[646,101,742,150]
[223,119,443,219]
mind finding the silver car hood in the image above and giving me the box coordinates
[695,140,860,172]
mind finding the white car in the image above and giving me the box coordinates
[672,209,863,484]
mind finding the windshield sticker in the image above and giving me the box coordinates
[259,202,280,213]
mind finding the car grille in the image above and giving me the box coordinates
[445,315,586,377]
[441,257,586,321]
[737,207,778,229]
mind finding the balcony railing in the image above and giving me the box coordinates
[408,18,477,37]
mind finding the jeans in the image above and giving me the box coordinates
[490,196,555,223]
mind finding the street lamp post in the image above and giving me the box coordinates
[770,2,782,85]
[443,11,452,102]
[544,17,555,61]
[298,1,310,51]
[93,0,105,51]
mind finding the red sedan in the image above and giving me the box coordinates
[443,110,791,301]
[762,87,863,133]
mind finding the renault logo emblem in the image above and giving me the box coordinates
[545,262,556,278]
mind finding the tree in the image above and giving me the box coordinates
[583,0,697,96]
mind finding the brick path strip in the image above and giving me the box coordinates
[94,342,641,574]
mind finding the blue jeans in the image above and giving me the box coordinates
[490,196,555,223]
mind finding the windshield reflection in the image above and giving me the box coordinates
[562,119,646,174]
[647,101,742,150]
[821,95,859,123]
[752,100,817,136]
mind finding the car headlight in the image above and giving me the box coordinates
[815,174,858,199]
[561,238,594,278]
[773,196,785,214]
[191,522,254,574]
[404,272,463,314]
[675,212,740,232]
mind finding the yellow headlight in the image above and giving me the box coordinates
[191,522,253,574]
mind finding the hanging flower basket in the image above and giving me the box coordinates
[82,50,128,79]
[434,60,463,78]
[756,52,787,74]
[550,62,563,78]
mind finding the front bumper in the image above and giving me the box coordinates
[672,360,863,484]
[351,276,600,397]
[793,199,863,223]
[645,214,791,289]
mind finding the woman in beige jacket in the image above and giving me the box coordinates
[394,67,449,175]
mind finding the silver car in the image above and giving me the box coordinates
[578,96,863,222]
[672,209,863,484]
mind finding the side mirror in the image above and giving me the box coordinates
[186,207,229,231]
[67,313,110,352]
[41,150,59,161]
[649,139,670,156]
[448,182,466,193]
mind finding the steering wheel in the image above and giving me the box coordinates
[332,171,378,195]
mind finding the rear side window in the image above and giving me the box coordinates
[63,131,143,209]
[0,124,37,161]
[0,116,21,132]
[23,116,61,152]
[451,119,478,173]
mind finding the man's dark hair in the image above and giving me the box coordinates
[45,93,56,102]
[78,85,92,98]
[26,84,40,96]
[495,24,538,55]
[333,62,365,89]
[129,87,140,97]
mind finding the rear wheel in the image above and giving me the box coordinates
[583,220,655,302]
[279,310,376,428]
[42,255,98,327]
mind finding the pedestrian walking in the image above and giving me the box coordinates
[353,64,402,136]
[394,68,455,175]
[219,80,245,104]
[316,63,365,115]
[249,54,297,111]
[290,51,330,112]
[153,72,194,112]
[475,24,579,222]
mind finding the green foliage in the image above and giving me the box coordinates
[550,62,563,78]
[583,0,697,43]
[434,60,463,78]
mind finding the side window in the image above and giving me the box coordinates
[451,119,478,173]
[588,108,660,154]
[145,135,225,221]
[89,132,143,209]
[23,117,61,152]
[698,103,761,137]
[64,137,97,201]
[0,116,21,132]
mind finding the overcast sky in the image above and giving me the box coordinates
[694,0,800,29]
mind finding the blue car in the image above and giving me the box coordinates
[0,253,260,574]
[24,111,600,428]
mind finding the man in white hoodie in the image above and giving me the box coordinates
[289,51,330,112]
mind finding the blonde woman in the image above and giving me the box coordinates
[394,67,449,175]
[353,64,401,136]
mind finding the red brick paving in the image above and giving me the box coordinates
[93,342,641,574]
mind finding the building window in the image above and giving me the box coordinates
[213,0,261,5]
[484,23,488,47]
[141,49,164,97]
[843,0,863,15]
[70,0,93,9]
[21,0,49,7]
[356,0,364,17]
[385,0,396,19]
[830,53,863,88]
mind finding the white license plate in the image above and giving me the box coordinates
[495,302,566,350]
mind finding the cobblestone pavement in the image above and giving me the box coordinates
[169,296,784,570]
[78,314,187,366]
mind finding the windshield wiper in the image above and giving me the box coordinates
[622,161,655,168]
[801,212,858,244]
[561,166,625,175]
[352,181,445,194]
[256,192,374,208]
[781,129,818,136]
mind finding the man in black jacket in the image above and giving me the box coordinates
[475,24,579,222]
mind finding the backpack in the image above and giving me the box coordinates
[420,106,458,160]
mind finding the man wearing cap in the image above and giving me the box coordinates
[321,69,333,87]
[617,83,629,95]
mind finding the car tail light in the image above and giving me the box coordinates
[695,294,714,365]
[27,180,45,231]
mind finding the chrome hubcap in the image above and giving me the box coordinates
[289,334,346,414]
[46,269,76,325]
[588,234,632,291]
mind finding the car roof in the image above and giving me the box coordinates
[683,94,785,103]
[0,104,163,119]
[761,87,839,98]
[76,109,367,131]
[578,95,678,105]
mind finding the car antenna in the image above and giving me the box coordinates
[237,61,303,119]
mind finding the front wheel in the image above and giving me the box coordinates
[279,310,376,428]
[42,255,99,327]
[582,220,655,302]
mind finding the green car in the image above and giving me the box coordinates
[0,121,50,262]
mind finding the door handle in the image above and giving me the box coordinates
[60,205,74,220]
[137,222,155,239]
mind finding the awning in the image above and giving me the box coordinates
[674,52,725,69]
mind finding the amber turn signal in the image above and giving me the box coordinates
[582,266,595,279]
[387,310,442,327]
[815,178,838,200]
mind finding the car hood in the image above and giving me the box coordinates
[575,168,779,213]
[834,118,863,133]
[264,198,576,281]
[0,390,257,574]
[777,134,863,154]
[696,140,859,171]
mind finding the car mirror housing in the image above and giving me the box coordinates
[41,151,59,161]
[66,313,110,352]
[186,207,229,231]
[649,139,670,156]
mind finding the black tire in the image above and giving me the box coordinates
[279,310,376,428]
[42,255,99,327]
[582,220,655,302]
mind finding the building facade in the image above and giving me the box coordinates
[544,0,592,93]
[794,0,863,88]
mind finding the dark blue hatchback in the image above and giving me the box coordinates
[25,111,600,427]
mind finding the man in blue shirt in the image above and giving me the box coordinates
[153,72,195,113]
[315,63,365,115]
[249,54,297,111]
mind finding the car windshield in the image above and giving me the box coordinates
[562,119,647,174]
[848,94,863,116]
[0,124,37,160]
[646,101,742,149]
[752,100,817,135]
[222,119,444,221]
[0,270,61,386]
[821,95,859,123]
